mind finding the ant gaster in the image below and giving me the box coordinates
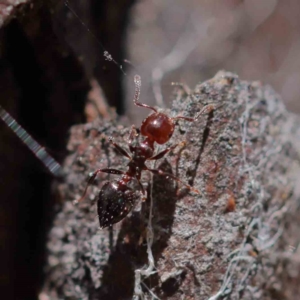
[75,75,213,228]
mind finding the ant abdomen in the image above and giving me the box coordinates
[141,113,175,144]
[98,181,140,228]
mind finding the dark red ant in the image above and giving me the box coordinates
[75,75,213,228]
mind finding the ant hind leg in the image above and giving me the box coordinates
[173,104,214,123]
[74,168,125,204]
[149,141,186,161]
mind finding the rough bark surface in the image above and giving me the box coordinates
[41,71,300,299]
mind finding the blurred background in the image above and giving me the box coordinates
[126,0,300,119]
[0,0,300,299]
[125,0,300,121]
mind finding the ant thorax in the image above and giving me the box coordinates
[128,141,154,172]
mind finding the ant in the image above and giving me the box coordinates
[75,75,214,228]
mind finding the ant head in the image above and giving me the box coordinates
[140,112,175,144]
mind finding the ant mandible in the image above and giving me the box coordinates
[74,75,213,228]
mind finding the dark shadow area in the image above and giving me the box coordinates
[188,109,214,184]
[160,270,187,297]
[0,5,89,299]
[91,0,135,115]
[53,0,136,116]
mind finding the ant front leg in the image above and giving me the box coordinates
[128,125,137,145]
[149,141,186,161]
[128,125,139,153]
[147,168,201,195]
[173,104,214,123]
[108,137,131,159]
[74,168,125,204]
[171,81,191,96]
[135,177,146,200]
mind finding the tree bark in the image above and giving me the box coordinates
[41,71,300,300]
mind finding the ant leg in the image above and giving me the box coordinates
[128,124,139,145]
[149,141,186,160]
[74,168,125,204]
[172,104,214,122]
[128,125,137,145]
[147,168,201,195]
[135,177,147,201]
[98,168,125,175]
[171,82,191,95]
[128,125,140,153]
[133,75,157,113]
[108,137,131,159]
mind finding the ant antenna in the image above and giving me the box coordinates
[133,75,157,113]
[0,105,62,177]
[151,12,202,108]
[64,0,126,76]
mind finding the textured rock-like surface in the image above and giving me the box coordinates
[41,71,300,299]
